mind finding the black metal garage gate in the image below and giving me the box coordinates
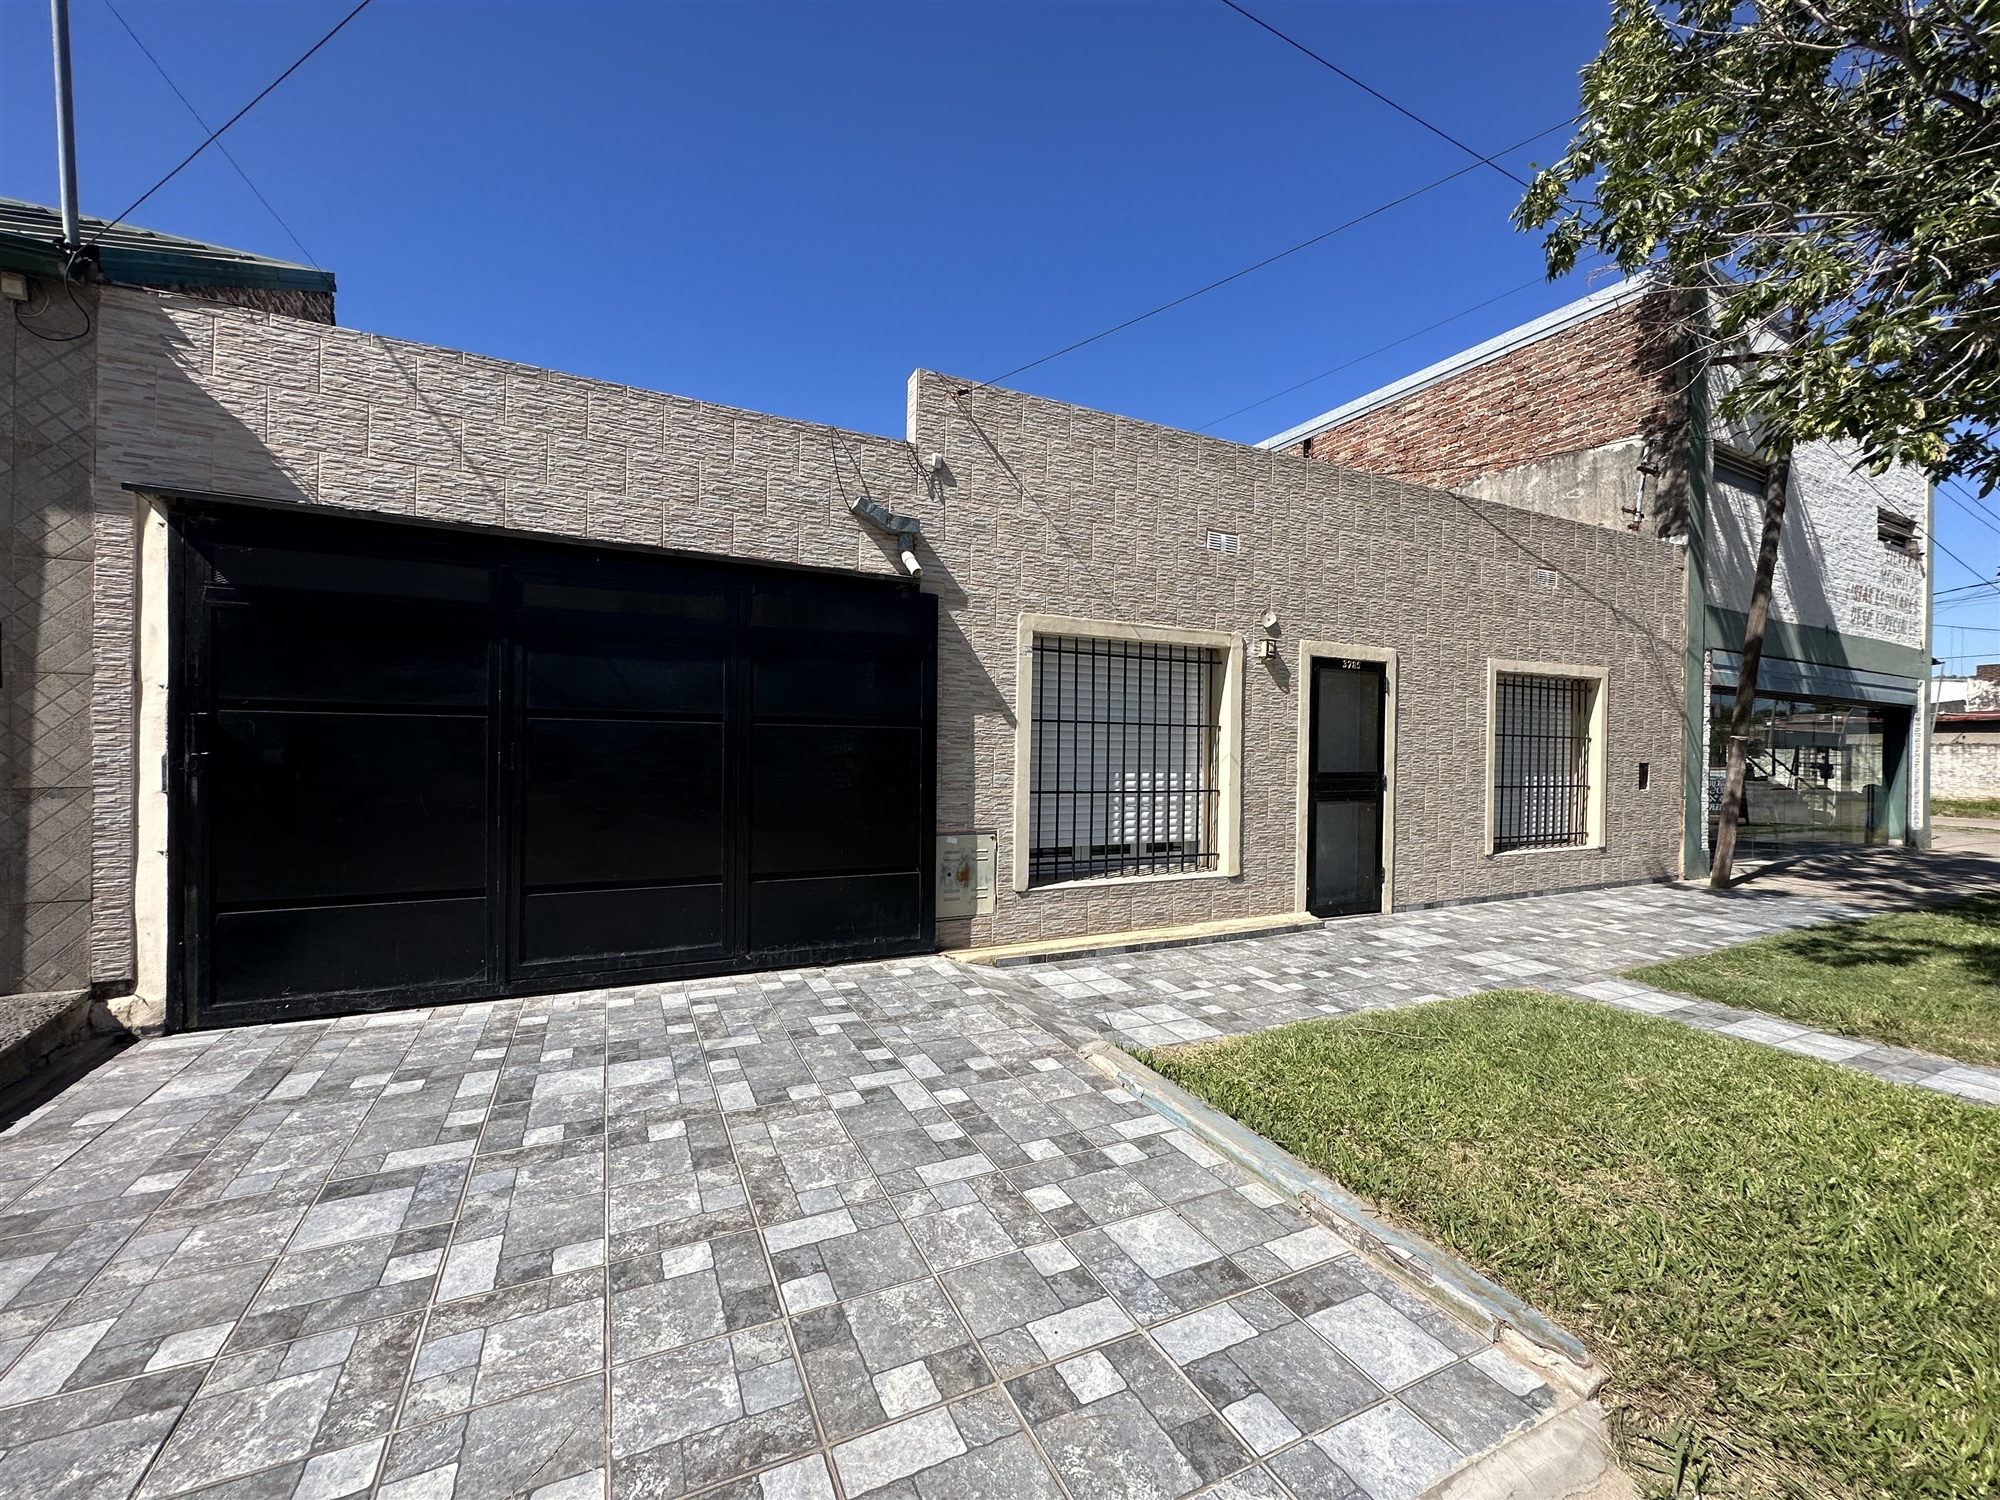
[168,505,936,1029]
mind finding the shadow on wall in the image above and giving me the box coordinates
[3,281,100,998]
[1706,460,1843,649]
[1776,467,1840,641]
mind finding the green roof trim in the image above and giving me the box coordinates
[0,197,335,294]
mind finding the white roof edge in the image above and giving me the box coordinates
[1256,276,1654,452]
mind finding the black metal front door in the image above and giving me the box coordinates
[1306,657,1386,917]
[171,506,935,1028]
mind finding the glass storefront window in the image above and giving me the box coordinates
[1707,690,1898,854]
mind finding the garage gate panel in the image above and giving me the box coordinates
[169,507,936,1028]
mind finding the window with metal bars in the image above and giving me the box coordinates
[1029,635,1220,885]
[1492,673,1595,852]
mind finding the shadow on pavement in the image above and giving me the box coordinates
[1719,826,2000,912]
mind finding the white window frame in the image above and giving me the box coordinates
[1483,659,1609,856]
[1012,614,1243,893]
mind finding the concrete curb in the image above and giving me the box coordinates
[0,989,94,1090]
[1079,1037,1598,1377]
[946,913,1321,968]
[1420,1405,1637,1500]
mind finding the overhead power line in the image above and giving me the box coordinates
[1919,530,1988,589]
[1935,597,2000,619]
[1218,0,1531,189]
[1196,273,1548,433]
[101,0,319,267]
[1940,475,2000,529]
[1940,485,2000,539]
[1854,467,1995,590]
[89,0,374,248]
[1944,482,2000,540]
[1936,578,1999,599]
[969,117,1571,391]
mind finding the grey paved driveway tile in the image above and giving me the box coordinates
[0,1368,200,1500]
[0,881,1883,1499]
[1014,882,1872,1052]
[384,1372,603,1499]
[1565,978,2000,1105]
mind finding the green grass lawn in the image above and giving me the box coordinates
[1932,796,2000,820]
[1145,992,2000,1500]
[1628,894,2000,1068]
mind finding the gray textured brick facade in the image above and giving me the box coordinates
[2,283,99,997]
[914,376,1688,946]
[13,285,1689,1001]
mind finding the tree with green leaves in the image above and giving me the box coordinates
[1517,0,2000,491]
[1520,0,1998,885]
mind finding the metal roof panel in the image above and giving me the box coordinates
[0,197,335,293]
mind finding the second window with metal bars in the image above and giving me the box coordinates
[1492,671,1596,852]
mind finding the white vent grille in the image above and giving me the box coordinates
[1534,567,1559,590]
[1206,531,1240,555]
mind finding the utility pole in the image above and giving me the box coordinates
[1709,448,1792,887]
[51,0,81,254]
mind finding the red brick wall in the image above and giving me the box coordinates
[1294,292,1678,490]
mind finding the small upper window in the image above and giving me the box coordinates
[1877,509,1920,554]
[1713,452,1770,496]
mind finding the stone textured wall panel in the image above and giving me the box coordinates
[3,281,102,994]
[76,287,1689,981]
[908,374,1689,945]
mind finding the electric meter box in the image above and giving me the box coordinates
[936,832,997,919]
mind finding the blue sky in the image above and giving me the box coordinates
[1,0,1993,662]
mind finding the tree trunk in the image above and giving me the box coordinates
[1710,450,1791,888]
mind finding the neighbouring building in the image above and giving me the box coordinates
[6,206,1692,1035]
[1932,665,2000,801]
[1934,664,2000,715]
[1264,277,1936,873]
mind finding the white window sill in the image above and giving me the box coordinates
[1486,841,1606,860]
[1018,867,1235,895]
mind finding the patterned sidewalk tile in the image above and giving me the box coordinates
[1011,882,1999,1110]
[0,956,1557,1500]
[3,879,1895,1500]
[1565,978,2000,1107]
[1015,882,1872,1051]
